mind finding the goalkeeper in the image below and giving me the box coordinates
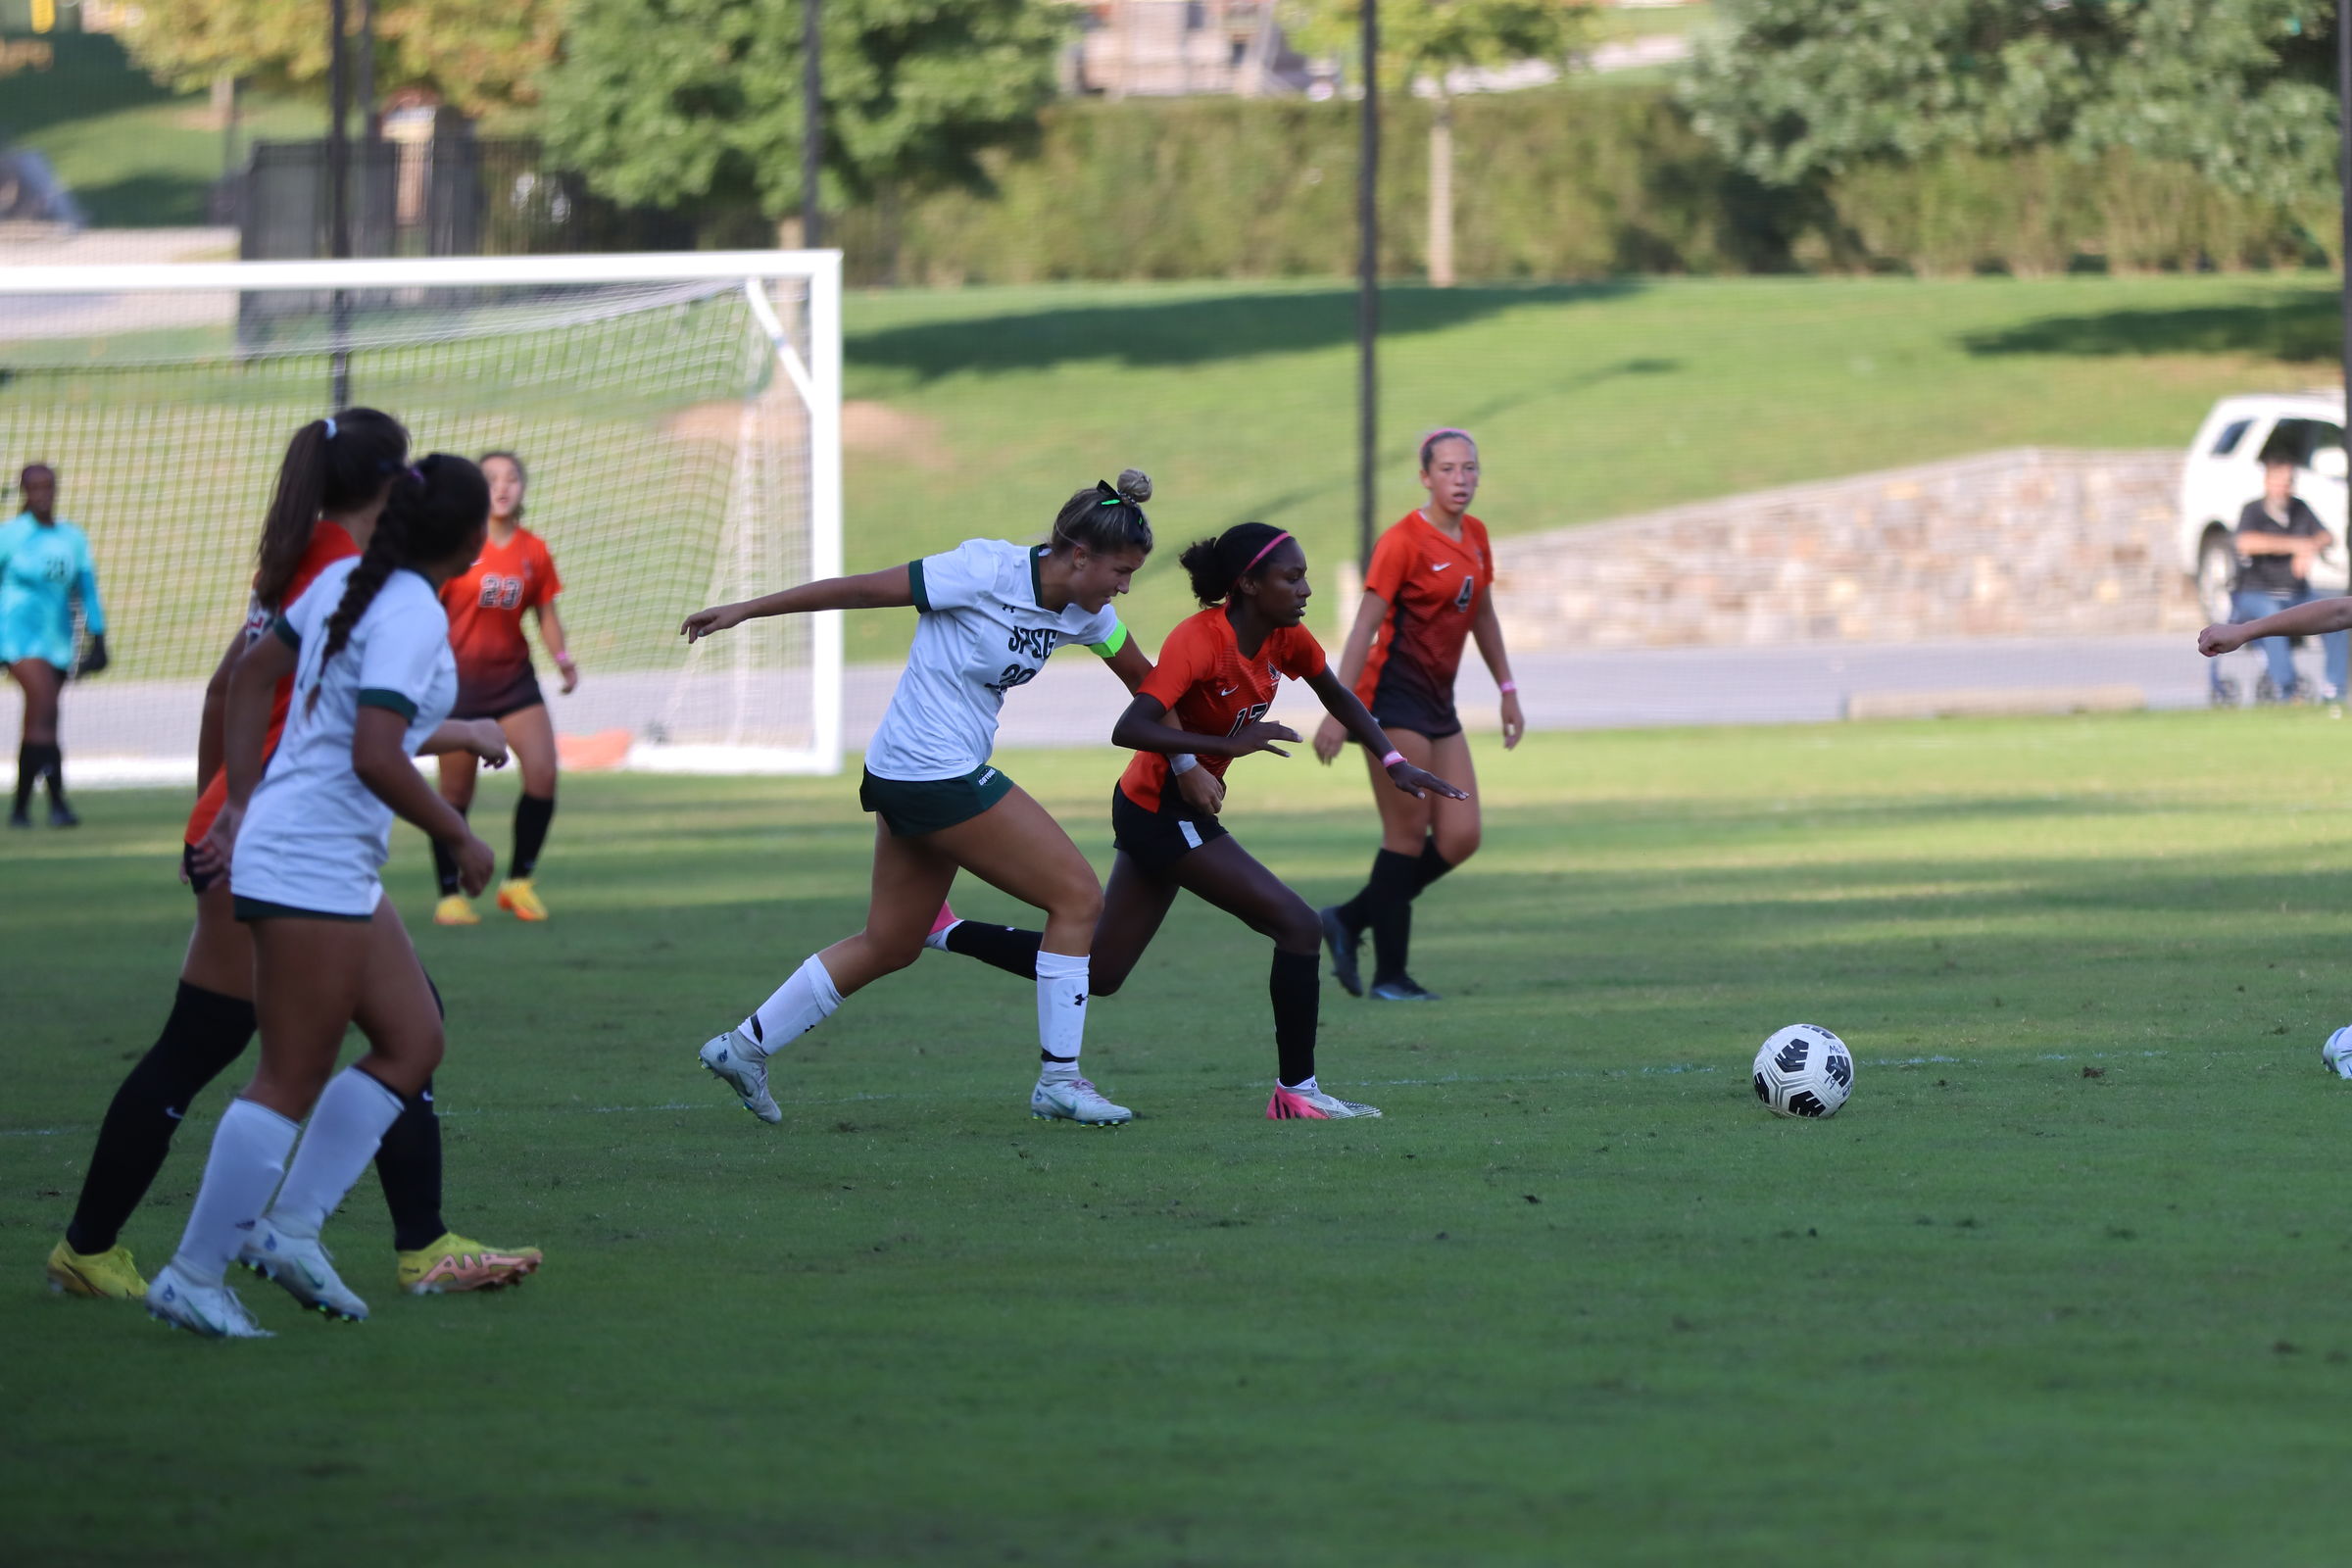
[2,463,108,828]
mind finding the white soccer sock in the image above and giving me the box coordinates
[740,954,843,1058]
[924,918,962,953]
[1281,1073,1321,1095]
[1035,949,1090,1079]
[268,1066,407,1238]
[171,1097,300,1289]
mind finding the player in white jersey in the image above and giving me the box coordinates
[683,468,1218,1127]
[145,457,513,1339]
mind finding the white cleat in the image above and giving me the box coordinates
[701,1030,781,1124]
[145,1261,273,1340]
[239,1219,368,1322]
[1265,1081,1383,1120]
[2325,1026,2352,1079]
[1030,1074,1133,1126]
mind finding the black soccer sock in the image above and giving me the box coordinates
[65,981,257,1255]
[13,741,36,816]
[430,803,468,896]
[1271,948,1321,1087]
[1413,835,1456,896]
[512,793,556,880]
[39,742,67,808]
[373,1078,448,1253]
[1362,848,1423,983]
[944,920,1045,979]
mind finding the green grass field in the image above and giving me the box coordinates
[10,710,2352,1563]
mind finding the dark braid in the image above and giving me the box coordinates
[305,455,489,712]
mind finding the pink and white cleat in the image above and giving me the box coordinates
[1265,1078,1383,1119]
[923,902,959,952]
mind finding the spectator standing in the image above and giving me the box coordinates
[2224,457,2347,707]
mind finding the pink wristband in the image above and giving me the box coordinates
[1498,680,1517,694]
[1380,749,1405,768]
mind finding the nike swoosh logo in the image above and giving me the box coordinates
[165,1107,184,1120]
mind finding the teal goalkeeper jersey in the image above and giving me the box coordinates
[0,513,105,670]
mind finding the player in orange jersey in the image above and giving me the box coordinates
[429,452,577,925]
[45,412,540,1304]
[1313,428,1523,1002]
[938,521,1462,1119]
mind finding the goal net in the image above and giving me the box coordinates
[0,251,842,783]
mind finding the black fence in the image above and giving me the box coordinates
[234,135,693,264]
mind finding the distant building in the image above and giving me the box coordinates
[1061,1,1315,98]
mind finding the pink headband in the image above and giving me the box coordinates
[1240,530,1293,579]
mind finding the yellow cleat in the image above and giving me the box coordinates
[46,1239,148,1299]
[496,879,548,922]
[434,895,481,926]
[397,1233,543,1296]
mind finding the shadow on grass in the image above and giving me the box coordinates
[847,281,1648,383]
[67,173,215,230]
[1960,289,2343,364]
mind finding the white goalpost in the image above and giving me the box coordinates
[0,251,843,782]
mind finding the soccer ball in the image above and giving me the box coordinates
[1751,1024,1854,1118]
[2323,1026,2352,1079]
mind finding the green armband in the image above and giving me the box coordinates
[1089,620,1129,660]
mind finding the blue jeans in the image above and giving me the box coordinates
[2230,587,2349,699]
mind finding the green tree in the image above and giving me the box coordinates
[537,0,1065,236]
[121,0,564,118]
[1287,0,1590,285]
[1683,0,2338,208]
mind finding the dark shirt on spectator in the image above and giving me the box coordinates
[2235,498,2329,595]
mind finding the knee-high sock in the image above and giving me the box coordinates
[942,919,1044,978]
[66,981,256,1255]
[741,954,843,1055]
[1034,950,1091,1076]
[269,1066,406,1238]
[15,741,51,816]
[1413,835,1457,895]
[512,793,556,880]
[372,1080,446,1253]
[172,1098,300,1288]
[41,741,66,807]
[1347,849,1422,983]
[429,803,468,897]
[1270,949,1320,1087]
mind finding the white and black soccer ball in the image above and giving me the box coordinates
[1752,1024,1854,1118]
[2323,1026,2352,1079]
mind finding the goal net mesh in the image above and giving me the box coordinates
[0,265,829,780]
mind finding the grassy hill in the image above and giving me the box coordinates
[836,272,2340,663]
[2,33,319,226]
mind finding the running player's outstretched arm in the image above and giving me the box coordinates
[1098,633,1224,812]
[417,717,510,767]
[681,566,915,642]
[353,709,495,894]
[1302,667,1466,801]
[1469,588,1523,750]
[1313,590,1390,763]
[1112,693,1298,760]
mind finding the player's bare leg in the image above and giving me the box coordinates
[431,752,482,925]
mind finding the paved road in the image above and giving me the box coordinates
[10,630,2260,787]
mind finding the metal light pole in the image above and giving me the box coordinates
[2338,0,2351,429]
[804,0,824,248]
[328,0,352,409]
[1356,0,1380,570]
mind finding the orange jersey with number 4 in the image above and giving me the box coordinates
[183,521,361,847]
[1118,608,1326,812]
[441,527,562,687]
[1353,510,1493,711]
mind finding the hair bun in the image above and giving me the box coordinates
[1114,468,1152,506]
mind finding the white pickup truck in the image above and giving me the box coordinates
[2179,392,2349,620]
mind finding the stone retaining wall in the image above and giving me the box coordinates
[1493,449,2197,650]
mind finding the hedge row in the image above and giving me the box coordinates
[828,85,2330,285]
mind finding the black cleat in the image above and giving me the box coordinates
[1319,906,1363,997]
[1368,974,1441,1003]
[7,808,28,829]
[47,802,79,828]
